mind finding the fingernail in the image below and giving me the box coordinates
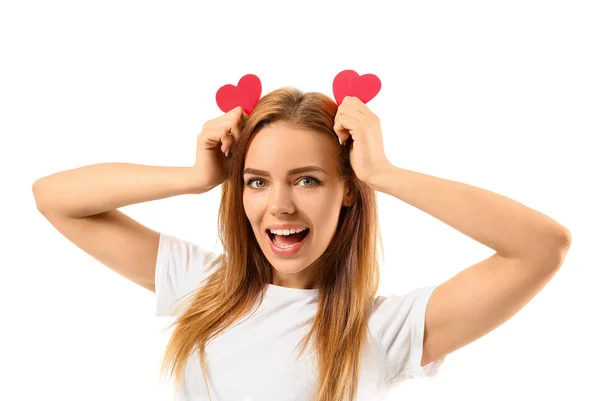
[339,137,343,145]
[225,149,229,158]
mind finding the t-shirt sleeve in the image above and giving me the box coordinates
[155,233,223,317]
[370,285,446,384]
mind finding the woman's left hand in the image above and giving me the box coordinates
[333,96,393,185]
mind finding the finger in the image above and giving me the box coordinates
[338,101,368,122]
[229,106,248,127]
[227,125,241,156]
[239,107,249,122]
[333,117,351,145]
[342,97,373,120]
[228,107,247,153]
[228,122,241,141]
[229,106,248,135]
[220,131,234,156]
[229,113,243,138]
[337,114,361,145]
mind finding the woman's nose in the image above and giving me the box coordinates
[268,185,295,215]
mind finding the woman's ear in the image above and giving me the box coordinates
[343,181,354,207]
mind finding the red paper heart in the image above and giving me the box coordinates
[216,74,262,115]
[332,70,381,105]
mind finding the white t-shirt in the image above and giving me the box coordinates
[155,233,445,401]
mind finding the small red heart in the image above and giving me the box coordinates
[332,70,381,105]
[216,74,262,115]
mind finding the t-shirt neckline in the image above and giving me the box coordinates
[267,283,320,296]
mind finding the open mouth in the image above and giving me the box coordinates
[266,228,310,247]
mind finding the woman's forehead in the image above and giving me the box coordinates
[245,124,337,171]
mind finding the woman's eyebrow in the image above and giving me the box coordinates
[243,166,328,177]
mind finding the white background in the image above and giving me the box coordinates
[2,0,598,400]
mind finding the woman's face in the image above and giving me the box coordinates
[242,122,351,290]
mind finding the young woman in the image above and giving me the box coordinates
[33,87,571,401]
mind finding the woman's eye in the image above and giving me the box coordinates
[299,177,321,187]
[244,178,266,189]
[244,177,321,189]
[246,178,265,188]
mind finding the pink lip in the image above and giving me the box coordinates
[267,230,309,257]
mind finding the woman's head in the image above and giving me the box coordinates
[241,120,354,290]
[220,87,377,293]
[161,87,383,401]
[242,121,349,289]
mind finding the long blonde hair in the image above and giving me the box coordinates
[159,87,383,401]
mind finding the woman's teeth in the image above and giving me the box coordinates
[269,227,308,236]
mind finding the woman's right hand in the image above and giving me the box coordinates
[192,106,248,191]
